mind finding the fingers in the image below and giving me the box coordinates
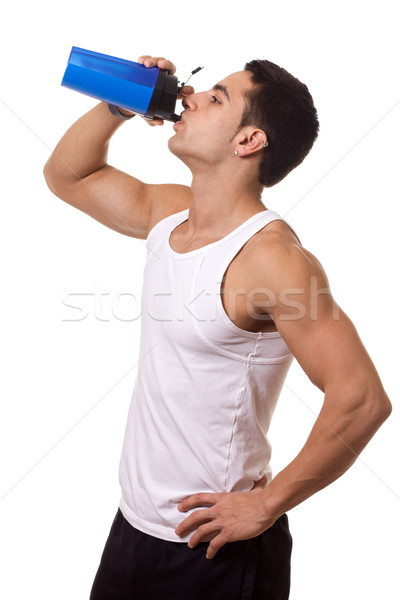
[178,493,220,512]
[177,85,195,100]
[188,524,219,548]
[138,55,176,74]
[141,116,164,127]
[187,524,227,559]
[175,507,215,536]
[137,57,195,99]
[205,533,227,559]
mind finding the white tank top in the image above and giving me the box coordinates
[119,207,301,542]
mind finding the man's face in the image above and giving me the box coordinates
[168,70,254,167]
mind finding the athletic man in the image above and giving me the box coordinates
[43,55,392,599]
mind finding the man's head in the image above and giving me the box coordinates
[168,59,319,188]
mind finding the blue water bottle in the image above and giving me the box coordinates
[61,46,182,122]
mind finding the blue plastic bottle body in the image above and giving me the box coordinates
[61,46,160,114]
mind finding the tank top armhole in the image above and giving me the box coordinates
[146,208,189,245]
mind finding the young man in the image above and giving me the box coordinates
[43,55,392,599]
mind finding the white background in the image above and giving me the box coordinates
[1,0,399,598]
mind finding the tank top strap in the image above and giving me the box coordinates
[203,208,301,282]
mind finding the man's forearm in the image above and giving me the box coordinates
[262,385,392,519]
[43,101,132,186]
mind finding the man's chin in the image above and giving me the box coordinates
[167,136,183,158]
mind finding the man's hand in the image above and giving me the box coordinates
[174,475,277,560]
[137,55,194,126]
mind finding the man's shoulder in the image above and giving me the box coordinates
[246,218,327,290]
[147,184,192,234]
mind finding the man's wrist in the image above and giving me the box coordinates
[107,104,135,120]
[260,479,290,523]
[118,107,135,117]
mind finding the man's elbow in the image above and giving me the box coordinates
[43,162,61,195]
[361,388,392,431]
[341,380,392,439]
[43,162,53,188]
[374,392,392,424]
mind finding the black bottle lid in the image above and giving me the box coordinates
[145,69,181,123]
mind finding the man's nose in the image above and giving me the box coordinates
[181,91,200,111]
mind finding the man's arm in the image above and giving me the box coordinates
[43,57,192,238]
[175,234,392,558]
[251,238,392,517]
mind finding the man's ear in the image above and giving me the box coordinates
[236,127,268,158]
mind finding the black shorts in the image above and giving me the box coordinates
[89,508,292,600]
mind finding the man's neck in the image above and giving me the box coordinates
[186,171,266,238]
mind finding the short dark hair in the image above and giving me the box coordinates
[240,59,319,188]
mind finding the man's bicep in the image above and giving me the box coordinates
[260,245,377,394]
[277,299,373,394]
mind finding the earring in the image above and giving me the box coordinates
[234,150,239,156]
[261,142,268,148]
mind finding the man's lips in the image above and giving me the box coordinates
[173,119,185,131]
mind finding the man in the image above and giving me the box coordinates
[43,55,392,599]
